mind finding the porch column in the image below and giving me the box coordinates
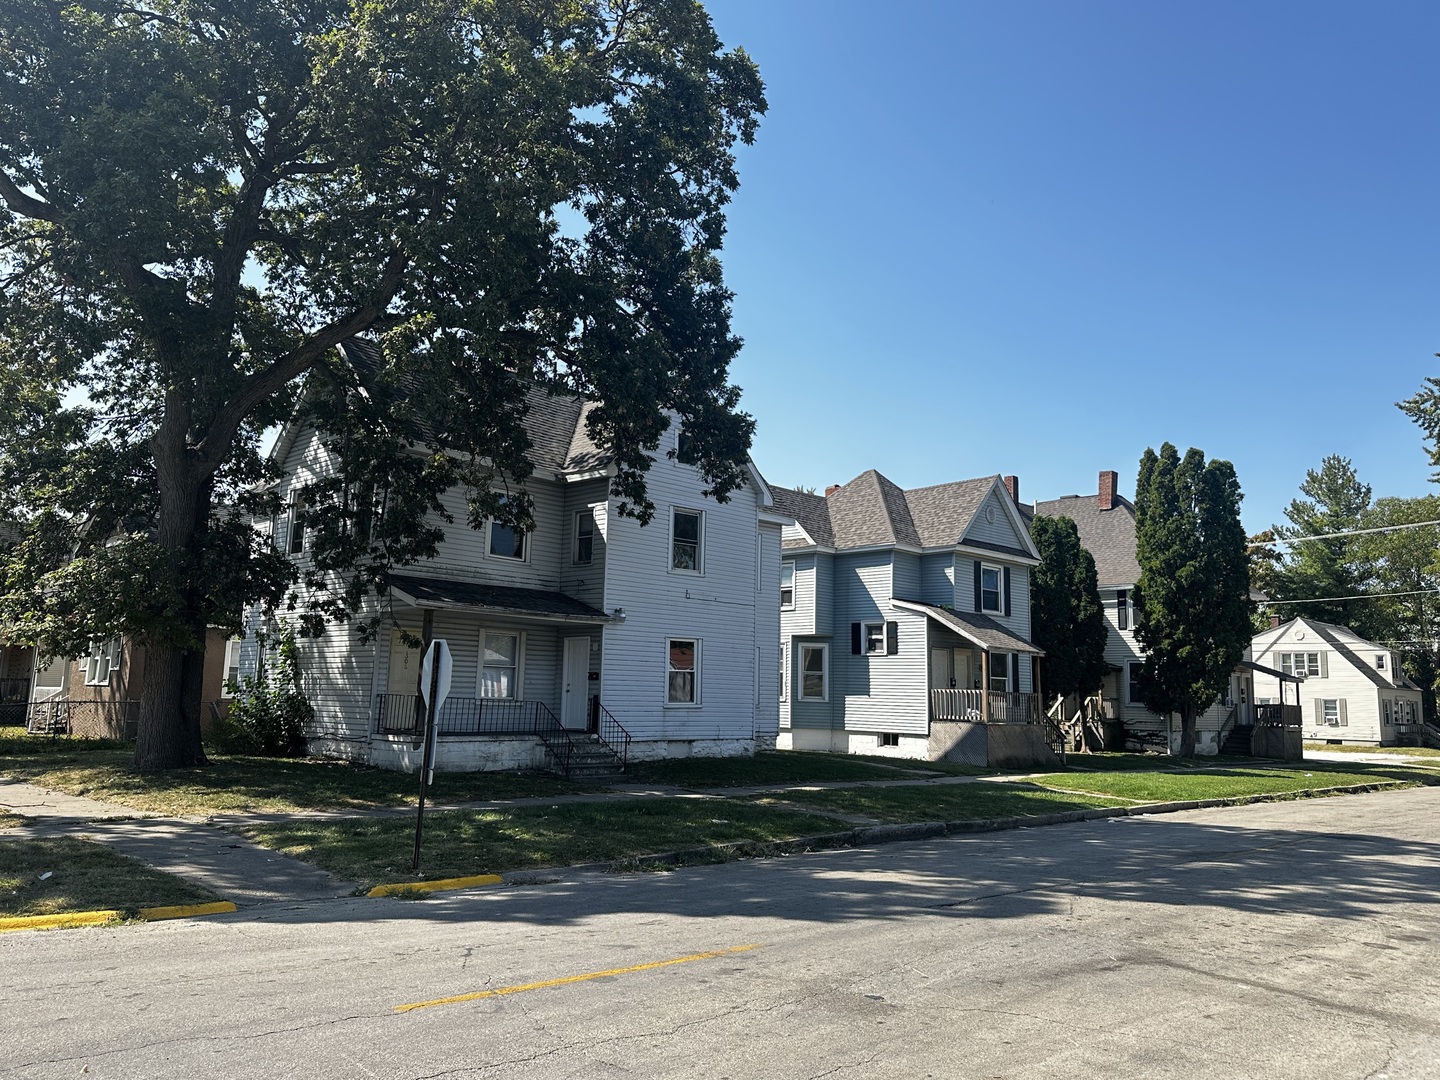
[981,650,991,724]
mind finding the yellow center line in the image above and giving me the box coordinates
[394,943,763,1014]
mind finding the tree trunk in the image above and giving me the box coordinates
[1178,706,1198,758]
[132,435,213,771]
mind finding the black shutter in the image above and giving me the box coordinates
[1003,566,1012,617]
[851,623,862,655]
[973,561,983,612]
[885,621,899,655]
[1117,589,1128,631]
[1010,653,1020,691]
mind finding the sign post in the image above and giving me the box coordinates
[412,638,452,874]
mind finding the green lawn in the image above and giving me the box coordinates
[623,750,960,787]
[1028,765,1432,803]
[1304,742,1440,760]
[237,799,847,889]
[0,837,218,917]
[753,783,1128,824]
[0,734,592,815]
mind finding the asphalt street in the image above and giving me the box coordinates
[4,786,1439,1079]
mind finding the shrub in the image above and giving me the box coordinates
[212,625,313,757]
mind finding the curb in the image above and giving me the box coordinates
[357,779,1413,899]
[0,899,238,935]
[368,874,504,898]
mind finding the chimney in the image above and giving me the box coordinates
[1002,475,1019,505]
[1098,470,1118,512]
[1269,613,1282,629]
[825,484,842,498]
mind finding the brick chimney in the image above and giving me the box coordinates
[825,484,842,497]
[1269,613,1282,629]
[1098,470,1119,511]
[1002,475,1019,505]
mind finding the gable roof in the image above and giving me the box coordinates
[1264,617,1421,691]
[778,470,1036,557]
[1032,493,1141,586]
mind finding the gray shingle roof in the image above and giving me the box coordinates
[1032,493,1141,586]
[771,487,834,548]
[893,600,1044,655]
[781,470,1006,552]
[1304,620,1395,689]
[337,338,606,474]
[388,573,610,621]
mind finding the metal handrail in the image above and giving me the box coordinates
[373,694,578,775]
[596,703,631,769]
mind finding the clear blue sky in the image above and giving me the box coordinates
[704,0,1440,531]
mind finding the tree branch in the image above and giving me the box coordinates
[0,169,61,223]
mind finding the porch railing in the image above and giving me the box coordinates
[930,689,1041,724]
[1254,703,1302,729]
[373,693,581,776]
[595,702,632,769]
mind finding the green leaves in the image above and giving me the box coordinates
[1029,515,1108,702]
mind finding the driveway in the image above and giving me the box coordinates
[3,786,1438,1079]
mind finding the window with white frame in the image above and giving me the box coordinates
[779,644,788,702]
[667,638,699,704]
[1127,660,1144,706]
[780,561,795,610]
[1383,699,1393,725]
[671,508,703,572]
[1321,699,1340,725]
[220,638,242,699]
[83,639,122,686]
[990,651,1010,692]
[489,497,526,561]
[863,622,886,655]
[799,644,828,701]
[1279,652,1321,678]
[573,509,595,565]
[479,631,521,699]
[1376,653,1387,671]
[287,493,307,554]
[980,565,1002,613]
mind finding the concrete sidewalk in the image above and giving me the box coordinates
[1,779,356,907]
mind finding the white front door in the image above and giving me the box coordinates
[954,650,972,691]
[561,636,591,730]
[389,630,420,695]
[930,648,953,690]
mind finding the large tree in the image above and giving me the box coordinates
[0,0,765,769]
[1267,455,1376,634]
[1133,443,1252,757]
[1028,515,1108,706]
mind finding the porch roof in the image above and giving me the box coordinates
[1238,659,1302,684]
[387,573,611,623]
[893,599,1044,657]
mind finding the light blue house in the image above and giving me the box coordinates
[771,471,1056,767]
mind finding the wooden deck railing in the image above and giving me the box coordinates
[930,689,1041,724]
[1253,703,1301,729]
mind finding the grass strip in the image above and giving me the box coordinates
[0,735,592,815]
[0,837,218,917]
[622,750,961,787]
[1304,742,1440,760]
[752,783,1129,824]
[1025,764,1438,803]
[236,799,845,890]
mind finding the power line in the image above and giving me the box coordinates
[1263,588,1440,605]
[1248,519,1440,548]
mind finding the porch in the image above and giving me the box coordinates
[928,688,1042,724]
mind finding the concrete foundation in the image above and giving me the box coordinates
[928,721,1062,770]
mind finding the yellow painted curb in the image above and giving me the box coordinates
[0,900,236,934]
[369,874,504,898]
[0,910,121,933]
[137,901,238,921]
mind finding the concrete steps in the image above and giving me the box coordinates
[553,733,626,779]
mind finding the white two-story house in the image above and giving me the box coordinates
[248,340,786,774]
[771,470,1053,768]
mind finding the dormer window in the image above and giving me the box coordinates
[1376,653,1387,671]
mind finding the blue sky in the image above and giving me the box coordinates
[704,1,1440,531]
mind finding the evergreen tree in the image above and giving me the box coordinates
[1269,456,1375,633]
[1133,444,1253,757]
[1028,515,1109,705]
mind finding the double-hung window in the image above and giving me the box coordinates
[1383,699,1393,725]
[780,562,795,610]
[287,493,307,554]
[667,638,699,705]
[1321,699,1340,726]
[480,632,521,699]
[220,638,243,699]
[990,651,1011,692]
[573,509,595,565]
[671,508,703,572]
[800,644,828,701]
[1127,660,1144,706]
[980,565,1002,613]
[863,622,886,655]
[83,639,122,686]
[489,497,526,561]
[1279,652,1321,678]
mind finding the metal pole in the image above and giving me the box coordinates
[411,653,440,874]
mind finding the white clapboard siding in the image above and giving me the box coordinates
[964,488,1028,549]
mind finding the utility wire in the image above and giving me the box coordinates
[1248,519,1440,548]
[1263,588,1440,605]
